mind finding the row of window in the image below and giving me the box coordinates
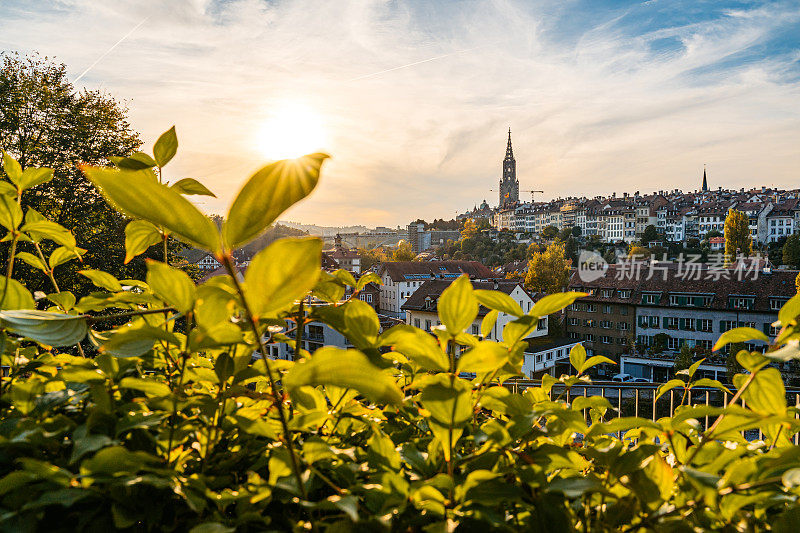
[571,290,787,312]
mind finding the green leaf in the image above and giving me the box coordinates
[284,347,403,404]
[146,260,196,313]
[97,325,181,357]
[49,246,84,269]
[502,315,538,347]
[438,275,478,335]
[0,194,23,231]
[531,292,587,317]
[153,126,178,167]
[778,293,800,327]
[457,341,509,373]
[582,355,616,373]
[380,325,448,371]
[713,327,768,352]
[112,152,157,170]
[736,350,770,372]
[481,309,499,338]
[119,377,171,397]
[47,292,76,312]
[124,220,162,263]
[420,373,472,427]
[677,358,705,380]
[474,289,524,317]
[0,310,87,346]
[343,299,380,347]
[569,343,586,374]
[2,150,22,184]
[0,279,35,310]
[171,178,216,197]
[244,237,322,316]
[15,251,47,272]
[223,153,329,249]
[692,378,731,394]
[82,166,221,252]
[655,379,687,401]
[79,269,122,292]
[70,435,113,464]
[355,272,381,291]
[18,167,53,191]
[189,523,235,533]
[21,220,76,248]
[734,367,786,416]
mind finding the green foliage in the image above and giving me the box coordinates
[525,240,570,294]
[783,234,800,269]
[3,132,800,532]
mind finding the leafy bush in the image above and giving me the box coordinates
[2,134,800,532]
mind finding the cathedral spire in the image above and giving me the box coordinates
[505,128,514,160]
[702,164,708,192]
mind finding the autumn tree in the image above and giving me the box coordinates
[628,245,651,259]
[724,209,752,259]
[358,247,388,270]
[392,241,415,261]
[525,240,569,294]
[460,219,478,241]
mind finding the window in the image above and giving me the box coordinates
[666,317,679,329]
[619,290,631,299]
[668,337,680,350]
[769,324,780,336]
[642,293,659,304]
[546,352,553,360]
[601,320,612,329]
[648,316,660,328]
[696,340,712,351]
[569,318,579,326]
[602,305,612,314]
[683,318,695,331]
[601,289,612,298]
[720,320,736,332]
[569,332,580,340]
[618,322,629,331]
[536,354,543,363]
[586,304,596,313]
[620,307,628,316]
[729,297,754,310]
[600,335,612,344]
[414,318,420,328]
[771,298,788,311]
[585,334,594,342]
[471,324,479,335]
[425,320,431,331]
[698,319,713,332]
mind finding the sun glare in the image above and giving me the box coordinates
[255,103,327,160]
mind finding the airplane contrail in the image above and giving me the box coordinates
[73,17,149,83]
[348,46,481,82]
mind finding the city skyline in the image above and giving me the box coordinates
[2,0,799,227]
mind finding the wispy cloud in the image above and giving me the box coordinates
[2,0,799,226]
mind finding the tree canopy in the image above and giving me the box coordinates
[724,209,752,259]
[524,240,570,294]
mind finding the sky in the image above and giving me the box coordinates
[2,0,799,227]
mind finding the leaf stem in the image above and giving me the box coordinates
[220,253,306,499]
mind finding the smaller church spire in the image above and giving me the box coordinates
[505,128,514,159]
[702,164,708,192]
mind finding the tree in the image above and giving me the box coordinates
[557,227,572,242]
[628,245,650,259]
[705,229,722,240]
[358,247,387,270]
[571,226,582,238]
[796,271,800,293]
[0,52,148,293]
[642,224,659,245]
[782,234,800,268]
[603,249,617,265]
[541,225,559,240]
[525,240,569,294]
[724,209,752,259]
[460,219,478,241]
[392,241,415,261]
[673,343,693,373]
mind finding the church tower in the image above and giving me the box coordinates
[499,128,519,207]
[701,165,708,192]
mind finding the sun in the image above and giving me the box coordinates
[255,103,327,160]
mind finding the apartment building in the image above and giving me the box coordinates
[378,261,499,317]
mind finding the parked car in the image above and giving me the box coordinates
[611,373,633,382]
[631,377,651,383]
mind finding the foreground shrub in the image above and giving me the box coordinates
[1,136,800,531]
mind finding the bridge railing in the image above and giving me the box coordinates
[504,379,800,443]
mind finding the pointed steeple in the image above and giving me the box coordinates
[702,164,708,192]
[505,127,514,160]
